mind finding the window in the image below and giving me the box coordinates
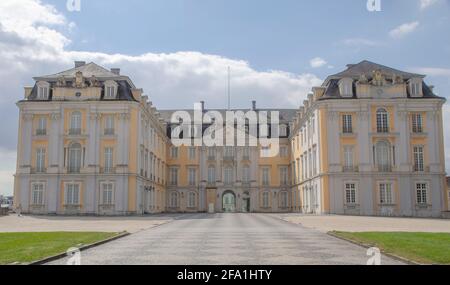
[343,146,354,171]
[345,183,356,205]
[339,78,353,97]
[208,148,216,160]
[37,83,49,100]
[262,168,270,186]
[410,80,422,97]
[412,113,423,133]
[379,183,393,205]
[243,147,250,159]
[101,183,114,205]
[311,115,315,134]
[342,114,353,134]
[208,166,216,184]
[65,184,80,205]
[170,147,178,159]
[312,148,317,175]
[262,192,270,208]
[188,192,196,208]
[170,168,178,186]
[68,143,82,173]
[413,146,424,172]
[416,183,428,205]
[376,108,389,133]
[188,147,196,160]
[224,167,233,184]
[261,147,270,158]
[37,117,47,136]
[188,168,196,186]
[279,167,288,186]
[170,192,179,208]
[242,166,250,183]
[280,146,288,158]
[104,115,115,135]
[31,183,44,205]
[280,125,288,137]
[104,81,117,99]
[70,111,82,135]
[224,147,234,158]
[376,141,391,172]
[36,148,46,173]
[104,147,113,173]
[280,192,288,208]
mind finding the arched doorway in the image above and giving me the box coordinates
[222,191,236,212]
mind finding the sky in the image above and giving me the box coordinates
[0,0,450,196]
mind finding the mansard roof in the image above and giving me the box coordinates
[325,60,425,82]
[35,62,123,80]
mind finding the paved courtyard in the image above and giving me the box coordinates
[48,213,403,265]
[0,214,177,233]
[277,214,450,233]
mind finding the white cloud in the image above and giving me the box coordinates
[420,0,440,10]
[409,67,450,77]
[340,38,383,48]
[310,57,327,68]
[389,21,420,39]
[0,0,324,195]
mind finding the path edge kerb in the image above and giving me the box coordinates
[327,231,422,265]
[29,232,131,265]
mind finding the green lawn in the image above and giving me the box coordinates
[331,231,450,264]
[0,232,119,265]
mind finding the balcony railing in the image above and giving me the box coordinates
[69,128,82,135]
[67,167,81,174]
[104,128,115,136]
[36,129,47,136]
[377,165,392,172]
[101,167,116,174]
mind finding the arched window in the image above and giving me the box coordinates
[68,142,82,173]
[170,192,179,208]
[376,141,391,172]
[70,111,82,135]
[376,108,389,133]
[188,192,196,208]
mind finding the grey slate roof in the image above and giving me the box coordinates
[319,60,442,100]
[35,62,122,80]
[325,60,425,82]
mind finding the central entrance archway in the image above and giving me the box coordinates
[222,190,236,212]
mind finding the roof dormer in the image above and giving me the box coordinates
[104,80,118,100]
[36,81,50,100]
[338,78,353,98]
[409,78,423,97]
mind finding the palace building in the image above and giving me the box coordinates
[14,60,448,217]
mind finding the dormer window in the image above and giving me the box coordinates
[409,78,423,97]
[104,80,118,99]
[280,124,288,137]
[37,81,50,100]
[339,78,353,98]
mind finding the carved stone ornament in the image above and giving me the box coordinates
[74,71,85,88]
[89,113,101,121]
[358,74,369,84]
[51,113,61,121]
[89,75,100,87]
[57,76,67,87]
[371,69,385,86]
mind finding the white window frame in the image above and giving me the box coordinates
[70,111,82,135]
[280,191,288,208]
[64,182,81,206]
[280,124,288,137]
[344,182,358,205]
[37,117,47,135]
[262,192,270,208]
[379,182,394,205]
[188,168,196,186]
[415,182,428,205]
[68,142,82,173]
[412,113,423,133]
[104,80,118,99]
[104,115,115,135]
[224,167,233,185]
[37,81,50,100]
[262,167,270,186]
[188,192,196,208]
[342,114,353,134]
[376,108,389,133]
[413,145,425,172]
[104,147,114,173]
[339,78,353,97]
[31,182,45,206]
[36,147,46,173]
[169,167,178,186]
[208,166,216,184]
[170,192,179,208]
[343,145,354,171]
[100,182,114,206]
[279,167,288,186]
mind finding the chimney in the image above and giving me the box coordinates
[111,68,121,75]
[75,61,86,68]
[252,100,256,111]
[200,101,205,112]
